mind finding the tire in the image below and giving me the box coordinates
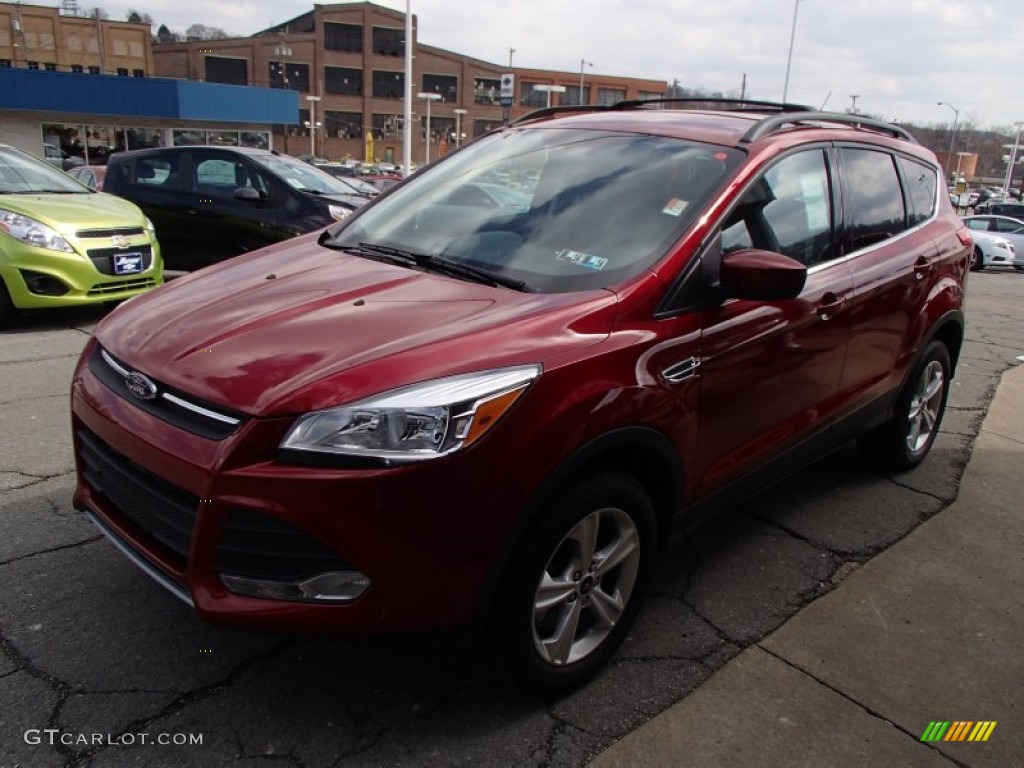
[493,474,656,697]
[969,246,985,271]
[858,340,952,472]
[0,279,16,329]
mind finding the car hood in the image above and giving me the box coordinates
[0,192,147,233]
[95,235,617,416]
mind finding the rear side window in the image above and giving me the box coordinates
[898,157,937,225]
[840,148,907,252]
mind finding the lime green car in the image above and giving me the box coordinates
[0,144,162,327]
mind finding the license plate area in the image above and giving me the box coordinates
[113,253,144,275]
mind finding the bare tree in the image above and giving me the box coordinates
[184,23,230,40]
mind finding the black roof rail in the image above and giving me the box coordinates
[741,111,918,144]
[614,97,814,113]
[510,104,612,126]
[510,97,817,127]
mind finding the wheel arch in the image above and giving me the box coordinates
[472,426,683,634]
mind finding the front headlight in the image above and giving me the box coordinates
[327,204,352,221]
[0,209,74,253]
[280,365,541,463]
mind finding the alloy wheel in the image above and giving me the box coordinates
[906,360,945,455]
[531,506,641,666]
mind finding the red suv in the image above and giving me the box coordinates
[71,101,969,693]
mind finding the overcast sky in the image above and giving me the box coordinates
[98,0,1022,130]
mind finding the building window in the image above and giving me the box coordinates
[325,66,361,96]
[116,68,129,76]
[132,69,144,77]
[563,86,590,106]
[473,78,501,105]
[324,22,363,53]
[638,91,663,101]
[422,74,458,103]
[325,111,363,139]
[0,60,11,68]
[88,66,100,74]
[240,132,270,149]
[598,88,626,106]
[372,27,404,56]
[70,64,83,73]
[27,61,39,70]
[44,62,56,71]
[205,56,248,86]
[173,129,206,146]
[372,70,404,99]
[269,61,309,92]
[372,114,406,140]
[472,119,503,138]
[520,84,548,108]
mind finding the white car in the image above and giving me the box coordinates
[963,215,1024,271]
[969,230,1016,271]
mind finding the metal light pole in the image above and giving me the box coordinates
[453,108,467,148]
[306,95,321,157]
[579,59,592,106]
[417,92,441,164]
[937,101,960,182]
[403,0,413,177]
[781,0,803,103]
[1002,122,1023,195]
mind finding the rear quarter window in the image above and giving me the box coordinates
[898,156,937,225]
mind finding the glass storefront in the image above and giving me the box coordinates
[41,123,271,163]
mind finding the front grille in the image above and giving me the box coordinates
[216,508,354,582]
[90,345,246,440]
[77,427,198,568]
[87,277,158,296]
[87,244,153,276]
[77,227,145,238]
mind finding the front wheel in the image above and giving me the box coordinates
[858,340,951,472]
[969,247,985,271]
[494,474,656,696]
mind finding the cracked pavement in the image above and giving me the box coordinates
[2,273,1022,767]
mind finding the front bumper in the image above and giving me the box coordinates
[71,340,525,633]
[1,233,162,309]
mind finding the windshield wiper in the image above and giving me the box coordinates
[340,242,529,291]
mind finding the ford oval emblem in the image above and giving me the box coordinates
[125,371,158,401]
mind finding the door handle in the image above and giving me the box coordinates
[913,256,934,280]
[816,292,844,321]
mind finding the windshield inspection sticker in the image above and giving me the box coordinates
[662,198,688,217]
[557,249,608,271]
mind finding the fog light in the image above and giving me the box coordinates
[20,270,70,296]
[220,571,370,602]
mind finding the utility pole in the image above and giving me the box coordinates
[509,47,515,68]
[94,8,106,73]
[849,94,859,114]
[740,73,746,101]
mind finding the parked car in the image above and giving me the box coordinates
[0,144,161,327]
[71,103,967,693]
[102,146,373,271]
[67,164,107,191]
[962,215,1024,269]
[984,202,1024,219]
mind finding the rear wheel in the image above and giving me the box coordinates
[494,474,655,696]
[858,340,951,472]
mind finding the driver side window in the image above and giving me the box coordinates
[721,150,835,267]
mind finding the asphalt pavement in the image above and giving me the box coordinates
[1,270,1022,767]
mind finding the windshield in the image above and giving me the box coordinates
[0,147,90,194]
[327,128,742,292]
[251,153,366,196]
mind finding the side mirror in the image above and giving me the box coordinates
[719,249,806,301]
[233,187,262,203]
